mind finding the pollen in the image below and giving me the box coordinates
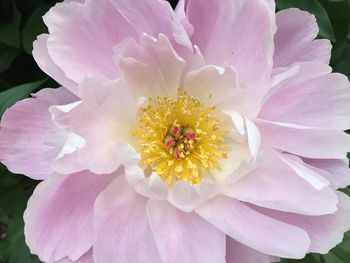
[132,90,229,185]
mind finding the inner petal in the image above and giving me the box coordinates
[133,89,229,185]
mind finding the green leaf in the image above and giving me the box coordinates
[332,46,350,78]
[0,4,22,48]
[341,187,350,197]
[22,5,51,54]
[323,253,344,263]
[276,0,336,42]
[0,43,20,73]
[0,78,47,117]
[0,0,13,23]
[15,0,45,23]
[0,79,11,91]
[0,169,41,263]
[319,0,350,66]
[281,254,322,263]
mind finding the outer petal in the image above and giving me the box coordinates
[256,120,350,159]
[93,176,162,263]
[303,158,350,189]
[147,200,226,263]
[56,250,93,263]
[260,63,350,130]
[196,196,310,259]
[254,192,350,254]
[226,237,270,263]
[0,88,76,180]
[224,156,338,216]
[33,35,76,92]
[274,9,331,68]
[51,76,138,174]
[24,170,117,262]
[42,0,190,84]
[183,0,275,86]
[279,153,330,190]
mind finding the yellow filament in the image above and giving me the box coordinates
[132,90,229,185]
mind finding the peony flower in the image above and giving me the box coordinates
[1,0,350,262]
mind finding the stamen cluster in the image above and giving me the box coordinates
[133,90,229,185]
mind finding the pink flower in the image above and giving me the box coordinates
[1,0,350,262]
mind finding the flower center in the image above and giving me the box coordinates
[132,90,229,185]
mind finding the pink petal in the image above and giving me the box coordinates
[303,158,350,189]
[226,237,270,263]
[183,0,274,86]
[184,65,238,105]
[196,196,310,258]
[125,164,169,201]
[175,0,194,37]
[42,0,190,83]
[0,88,76,180]
[56,250,93,263]
[256,120,350,159]
[168,179,224,213]
[245,118,261,159]
[24,170,117,262]
[93,176,161,263]
[51,76,138,174]
[254,192,350,254]
[224,156,338,216]
[117,34,186,98]
[279,153,330,190]
[33,35,77,93]
[147,199,226,263]
[184,65,266,118]
[260,62,350,130]
[274,9,331,68]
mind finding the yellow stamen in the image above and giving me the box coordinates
[132,90,229,185]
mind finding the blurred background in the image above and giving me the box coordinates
[0,0,349,262]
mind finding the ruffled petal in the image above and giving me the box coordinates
[24,170,117,262]
[184,65,266,118]
[116,33,186,99]
[41,0,190,83]
[254,192,350,254]
[274,9,331,68]
[226,237,270,263]
[183,0,275,86]
[184,65,238,105]
[0,88,76,180]
[196,196,310,259]
[51,76,138,174]
[93,176,162,263]
[125,164,169,201]
[147,199,226,263]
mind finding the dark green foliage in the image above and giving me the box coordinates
[0,0,349,262]
[0,167,41,263]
